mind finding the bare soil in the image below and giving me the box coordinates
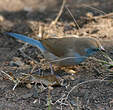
[0,0,113,110]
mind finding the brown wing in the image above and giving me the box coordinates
[41,37,78,57]
[41,37,100,57]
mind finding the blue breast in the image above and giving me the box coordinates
[85,48,97,56]
[74,53,86,64]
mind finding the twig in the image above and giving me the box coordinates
[65,6,80,30]
[51,79,109,109]
[1,70,20,90]
[83,4,106,15]
[86,12,113,20]
[47,88,52,110]
[82,5,113,20]
[101,51,113,62]
[89,56,113,67]
[65,79,107,100]
[18,44,39,64]
[51,94,68,105]
[50,0,66,26]
[37,24,45,39]
[49,56,87,63]
[76,97,80,110]
[1,70,17,84]
[66,100,74,110]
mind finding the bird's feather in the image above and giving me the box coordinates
[6,32,46,53]
[41,37,99,57]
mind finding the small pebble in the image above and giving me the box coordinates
[65,69,76,74]
[0,15,4,22]
[26,83,32,89]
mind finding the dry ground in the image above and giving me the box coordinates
[0,0,113,110]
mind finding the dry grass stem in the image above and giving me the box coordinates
[65,6,80,30]
[50,0,66,27]
[83,4,106,15]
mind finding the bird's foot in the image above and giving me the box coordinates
[49,63,54,75]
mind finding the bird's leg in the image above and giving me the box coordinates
[49,63,54,75]
[18,43,28,56]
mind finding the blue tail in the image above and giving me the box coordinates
[6,32,46,53]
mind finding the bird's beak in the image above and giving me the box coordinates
[100,46,106,52]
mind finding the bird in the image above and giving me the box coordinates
[6,32,105,66]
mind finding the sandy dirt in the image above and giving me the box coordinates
[0,0,113,110]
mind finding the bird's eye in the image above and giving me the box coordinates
[92,48,99,51]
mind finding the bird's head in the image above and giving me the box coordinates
[81,37,105,56]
